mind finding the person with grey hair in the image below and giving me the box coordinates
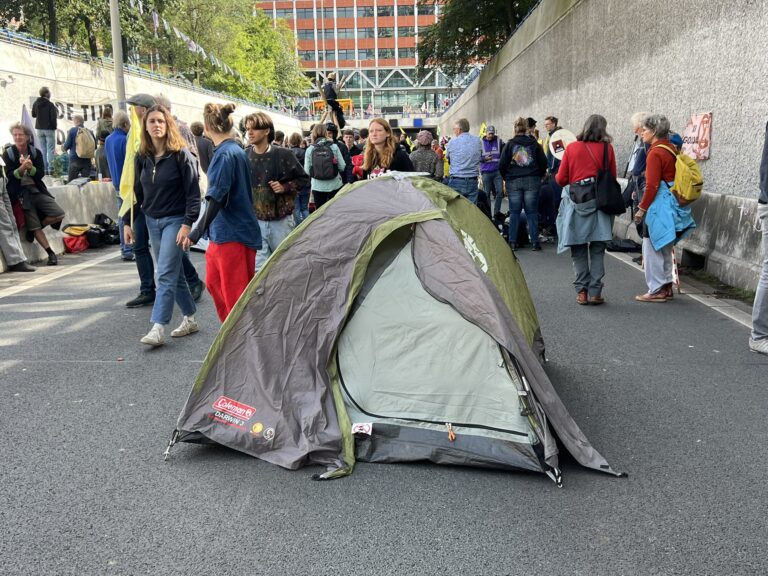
[627,112,650,221]
[446,118,482,204]
[2,123,65,265]
[633,114,695,302]
[62,114,95,182]
[105,110,133,260]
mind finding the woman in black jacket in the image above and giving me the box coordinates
[499,117,548,250]
[361,118,414,179]
[123,105,201,347]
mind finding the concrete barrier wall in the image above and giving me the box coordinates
[440,0,768,290]
[0,40,303,143]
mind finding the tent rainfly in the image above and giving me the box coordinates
[165,175,622,485]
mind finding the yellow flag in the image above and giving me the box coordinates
[118,107,142,222]
[479,122,487,138]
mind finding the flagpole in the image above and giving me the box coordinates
[109,0,127,110]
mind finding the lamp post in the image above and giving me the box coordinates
[108,0,126,110]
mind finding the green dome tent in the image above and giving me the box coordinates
[166,175,621,484]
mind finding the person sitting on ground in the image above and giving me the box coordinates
[62,115,95,182]
[305,123,346,208]
[186,103,261,322]
[245,112,309,272]
[123,105,201,347]
[2,123,65,266]
[361,118,415,179]
[555,114,617,306]
[633,115,695,303]
[190,121,214,175]
[0,157,35,272]
[409,130,442,181]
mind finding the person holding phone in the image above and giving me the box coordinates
[245,112,309,272]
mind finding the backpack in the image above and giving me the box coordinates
[310,140,338,180]
[657,145,703,206]
[75,127,96,159]
[3,144,37,164]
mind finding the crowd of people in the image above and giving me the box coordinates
[1,88,767,357]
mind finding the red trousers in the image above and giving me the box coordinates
[205,242,256,322]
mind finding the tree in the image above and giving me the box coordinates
[417,0,537,78]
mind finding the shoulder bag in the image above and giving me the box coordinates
[585,142,625,215]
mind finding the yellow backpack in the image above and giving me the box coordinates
[657,144,703,206]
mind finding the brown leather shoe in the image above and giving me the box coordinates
[635,291,668,303]
[589,295,605,305]
[576,289,588,305]
[664,283,675,299]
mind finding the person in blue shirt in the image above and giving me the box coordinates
[104,110,133,260]
[185,103,261,322]
[445,118,482,204]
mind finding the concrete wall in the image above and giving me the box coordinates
[0,40,302,143]
[440,0,768,290]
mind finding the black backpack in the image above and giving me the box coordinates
[310,140,338,180]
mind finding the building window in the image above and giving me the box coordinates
[337,49,356,60]
[358,27,375,38]
[397,5,414,16]
[378,48,395,59]
[298,51,315,61]
[377,5,394,17]
[379,27,394,38]
[398,47,416,59]
[397,26,415,37]
[296,29,315,40]
[358,49,375,60]
[294,8,314,19]
[274,8,293,19]
[335,28,356,39]
[357,6,374,18]
[335,7,355,18]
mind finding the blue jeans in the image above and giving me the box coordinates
[133,210,199,294]
[294,188,310,225]
[447,176,479,205]
[256,216,295,271]
[482,170,503,214]
[36,129,56,174]
[145,215,196,325]
[507,176,540,246]
[116,197,133,259]
[752,204,768,340]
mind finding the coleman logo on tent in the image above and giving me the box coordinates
[351,423,372,436]
[460,230,488,273]
[212,396,256,421]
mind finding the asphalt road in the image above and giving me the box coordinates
[1,243,766,576]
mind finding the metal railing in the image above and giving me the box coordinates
[0,28,300,115]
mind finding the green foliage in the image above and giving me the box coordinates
[0,0,308,103]
[417,0,538,78]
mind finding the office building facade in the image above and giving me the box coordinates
[257,0,472,114]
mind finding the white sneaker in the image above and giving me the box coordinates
[749,337,768,355]
[171,316,199,338]
[140,324,165,347]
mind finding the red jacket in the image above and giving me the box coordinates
[639,139,677,211]
[556,141,617,188]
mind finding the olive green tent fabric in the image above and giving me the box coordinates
[170,175,620,480]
